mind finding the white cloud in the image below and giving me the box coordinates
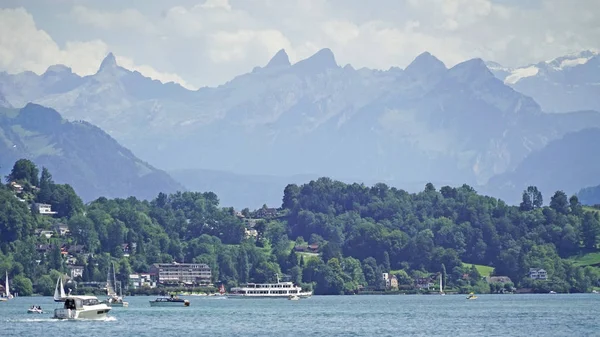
[71,5,157,35]
[2,0,600,87]
[0,7,195,89]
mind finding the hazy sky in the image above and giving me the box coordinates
[1,0,598,89]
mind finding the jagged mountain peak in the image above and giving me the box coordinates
[98,52,118,72]
[447,58,495,82]
[43,64,72,75]
[406,52,446,73]
[404,51,447,84]
[292,48,338,72]
[266,49,291,68]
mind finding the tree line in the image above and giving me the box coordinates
[1,160,599,296]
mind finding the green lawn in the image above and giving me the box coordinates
[569,252,600,267]
[462,263,494,277]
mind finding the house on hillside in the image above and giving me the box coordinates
[486,276,513,284]
[35,229,53,239]
[33,203,57,215]
[9,182,23,193]
[244,228,258,239]
[53,223,69,236]
[415,277,434,290]
[382,273,399,290]
[255,207,278,218]
[67,265,84,279]
[529,268,548,280]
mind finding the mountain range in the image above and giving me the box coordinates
[0,103,183,202]
[1,49,600,207]
[486,50,600,113]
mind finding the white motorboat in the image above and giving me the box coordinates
[53,296,111,320]
[27,306,44,314]
[149,295,190,307]
[288,295,300,301]
[229,274,312,299]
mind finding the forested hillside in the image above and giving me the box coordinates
[1,160,599,296]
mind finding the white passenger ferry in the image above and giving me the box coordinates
[228,274,312,299]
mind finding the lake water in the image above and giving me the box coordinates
[1,294,598,336]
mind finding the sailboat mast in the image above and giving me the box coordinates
[5,271,9,297]
[112,262,118,295]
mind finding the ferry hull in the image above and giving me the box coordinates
[53,307,111,320]
[149,301,190,307]
[227,292,312,299]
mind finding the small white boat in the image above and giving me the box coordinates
[27,306,44,314]
[53,296,111,320]
[149,295,190,307]
[288,295,299,301]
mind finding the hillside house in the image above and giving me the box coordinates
[36,244,55,254]
[255,207,278,218]
[33,203,57,215]
[67,265,84,279]
[244,228,258,239]
[383,273,399,290]
[486,276,513,284]
[415,277,434,290]
[529,268,548,280]
[294,244,319,254]
[130,273,156,289]
[53,223,69,236]
[35,229,53,239]
[9,182,23,193]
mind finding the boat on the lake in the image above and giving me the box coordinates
[229,274,312,299]
[1,271,13,301]
[466,292,477,300]
[53,276,67,302]
[102,262,128,307]
[149,294,190,307]
[53,295,111,320]
[27,305,44,314]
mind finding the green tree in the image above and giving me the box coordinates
[581,212,600,250]
[34,275,55,296]
[550,191,569,214]
[11,274,33,296]
[37,167,54,203]
[6,159,39,186]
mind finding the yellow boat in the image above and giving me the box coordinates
[466,292,477,300]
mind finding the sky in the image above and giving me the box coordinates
[0,0,598,89]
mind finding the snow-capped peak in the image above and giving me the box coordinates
[544,49,598,70]
[504,66,539,85]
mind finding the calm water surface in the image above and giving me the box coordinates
[1,294,598,336]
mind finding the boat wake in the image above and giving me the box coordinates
[5,316,117,323]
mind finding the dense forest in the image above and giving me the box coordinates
[1,159,599,296]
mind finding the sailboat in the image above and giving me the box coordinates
[103,262,128,307]
[53,276,67,302]
[1,271,12,301]
[439,274,445,296]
